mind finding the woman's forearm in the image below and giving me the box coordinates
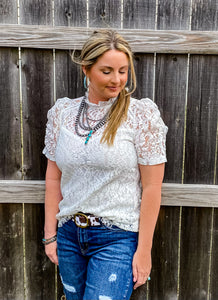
[137,184,162,252]
[44,178,62,238]
[44,160,62,238]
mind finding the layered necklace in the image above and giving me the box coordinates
[75,95,109,145]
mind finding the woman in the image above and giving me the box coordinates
[42,29,167,300]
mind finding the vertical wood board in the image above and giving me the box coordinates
[155,54,187,183]
[184,55,218,184]
[55,50,85,100]
[210,208,218,299]
[21,48,55,298]
[179,207,213,300]
[123,0,156,29]
[0,48,21,179]
[149,207,180,300]
[0,0,17,24]
[0,204,24,300]
[133,53,154,100]
[21,49,54,179]
[19,0,53,25]
[54,0,87,26]
[24,204,56,300]
[157,0,190,30]
[88,0,121,28]
[191,0,218,31]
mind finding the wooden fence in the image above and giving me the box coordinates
[0,0,218,299]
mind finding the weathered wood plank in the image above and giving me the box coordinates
[0,0,17,24]
[151,3,190,295]
[54,0,87,26]
[2,25,218,54]
[24,204,56,300]
[88,0,121,28]
[0,48,22,179]
[19,7,55,300]
[210,208,218,299]
[21,48,55,299]
[21,49,53,179]
[155,54,187,183]
[184,55,218,184]
[157,0,190,30]
[123,0,156,29]
[149,207,180,300]
[19,0,53,25]
[180,207,212,300]
[0,181,218,207]
[133,53,154,100]
[0,204,24,300]
[191,0,218,31]
[55,50,85,100]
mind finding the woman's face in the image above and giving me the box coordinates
[83,49,129,104]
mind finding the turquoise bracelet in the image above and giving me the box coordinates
[42,235,57,245]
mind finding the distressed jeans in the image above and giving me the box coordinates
[57,219,138,300]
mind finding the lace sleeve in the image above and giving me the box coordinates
[42,99,65,161]
[134,98,168,165]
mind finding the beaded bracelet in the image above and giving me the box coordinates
[42,235,57,245]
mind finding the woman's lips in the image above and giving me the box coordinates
[107,86,119,91]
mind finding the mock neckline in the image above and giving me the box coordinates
[84,92,117,107]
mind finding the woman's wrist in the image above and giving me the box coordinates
[42,234,57,245]
[44,225,57,238]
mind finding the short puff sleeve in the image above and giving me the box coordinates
[134,98,168,165]
[42,98,66,161]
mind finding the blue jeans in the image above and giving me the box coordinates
[57,219,138,300]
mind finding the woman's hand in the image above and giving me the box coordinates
[132,248,151,290]
[45,241,59,265]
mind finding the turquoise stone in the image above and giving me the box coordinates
[85,130,93,145]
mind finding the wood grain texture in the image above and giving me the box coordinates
[210,208,218,299]
[149,207,180,300]
[19,0,52,25]
[123,0,156,29]
[2,25,218,54]
[133,53,154,100]
[0,48,22,179]
[24,204,56,300]
[191,0,218,31]
[155,54,187,183]
[157,0,190,30]
[21,48,54,179]
[54,0,87,27]
[19,8,55,299]
[179,207,212,300]
[0,204,24,300]
[0,181,218,207]
[55,50,85,100]
[0,0,17,24]
[88,0,121,28]
[184,55,218,184]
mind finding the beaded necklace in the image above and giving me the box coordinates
[75,96,109,145]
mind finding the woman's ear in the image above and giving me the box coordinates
[82,66,86,75]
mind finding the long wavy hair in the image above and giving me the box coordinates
[72,29,137,145]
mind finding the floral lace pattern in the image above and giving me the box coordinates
[43,94,168,232]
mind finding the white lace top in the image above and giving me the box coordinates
[43,94,168,232]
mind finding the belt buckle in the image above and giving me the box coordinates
[74,212,89,228]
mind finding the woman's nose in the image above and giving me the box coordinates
[111,72,120,84]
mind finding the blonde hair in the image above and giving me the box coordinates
[72,29,137,145]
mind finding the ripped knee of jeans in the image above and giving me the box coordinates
[99,296,112,300]
[60,275,76,294]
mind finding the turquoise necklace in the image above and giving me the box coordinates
[75,96,109,145]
